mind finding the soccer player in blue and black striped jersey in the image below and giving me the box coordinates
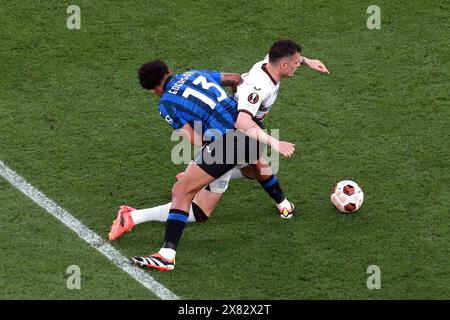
[158,69,238,141]
[129,59,296,270]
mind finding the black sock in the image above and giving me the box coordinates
[192,202,209,222]
[259,175,285,204]
[163,208,189,250]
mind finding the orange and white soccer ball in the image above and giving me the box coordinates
[331,180,364,213]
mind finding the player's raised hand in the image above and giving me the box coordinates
[304,58,330,74]
[274,141,296,159]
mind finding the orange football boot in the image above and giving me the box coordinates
[108,205,136,240]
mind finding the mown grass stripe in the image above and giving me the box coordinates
[0,160,180,300]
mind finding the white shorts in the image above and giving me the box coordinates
[207,164,247,193]
[207,170,232,193]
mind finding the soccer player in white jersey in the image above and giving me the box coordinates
[109,39,329,242]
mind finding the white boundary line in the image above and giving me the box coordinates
[0,160,180,300]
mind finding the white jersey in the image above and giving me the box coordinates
[208,56,280,194]
[234,55,280,121]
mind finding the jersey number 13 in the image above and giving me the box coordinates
[182,75,227,109]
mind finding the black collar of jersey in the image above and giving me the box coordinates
[163,75,174,91]
[261,63,278,85]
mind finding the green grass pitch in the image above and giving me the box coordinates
[0,0,449,299]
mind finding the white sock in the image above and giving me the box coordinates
[131,202,196,225]
[276,198,292,211]
[158,248,176,260]
[230,168,244,180]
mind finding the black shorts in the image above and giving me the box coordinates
[194,129,266,178]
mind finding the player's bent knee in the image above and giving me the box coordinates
[172,180,199,202]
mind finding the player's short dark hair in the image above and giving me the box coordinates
[269,39,303,63]
[138,59,169,90]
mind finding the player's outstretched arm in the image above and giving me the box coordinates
[303,57,330,74]
[234,112,295,159]
[220,73,243,93]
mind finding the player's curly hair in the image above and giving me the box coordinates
[138,59,169,90]
[269,39,303,63]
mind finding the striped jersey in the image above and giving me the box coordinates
[158,70,238,139]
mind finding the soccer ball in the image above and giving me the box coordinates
[331,180,364,213]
